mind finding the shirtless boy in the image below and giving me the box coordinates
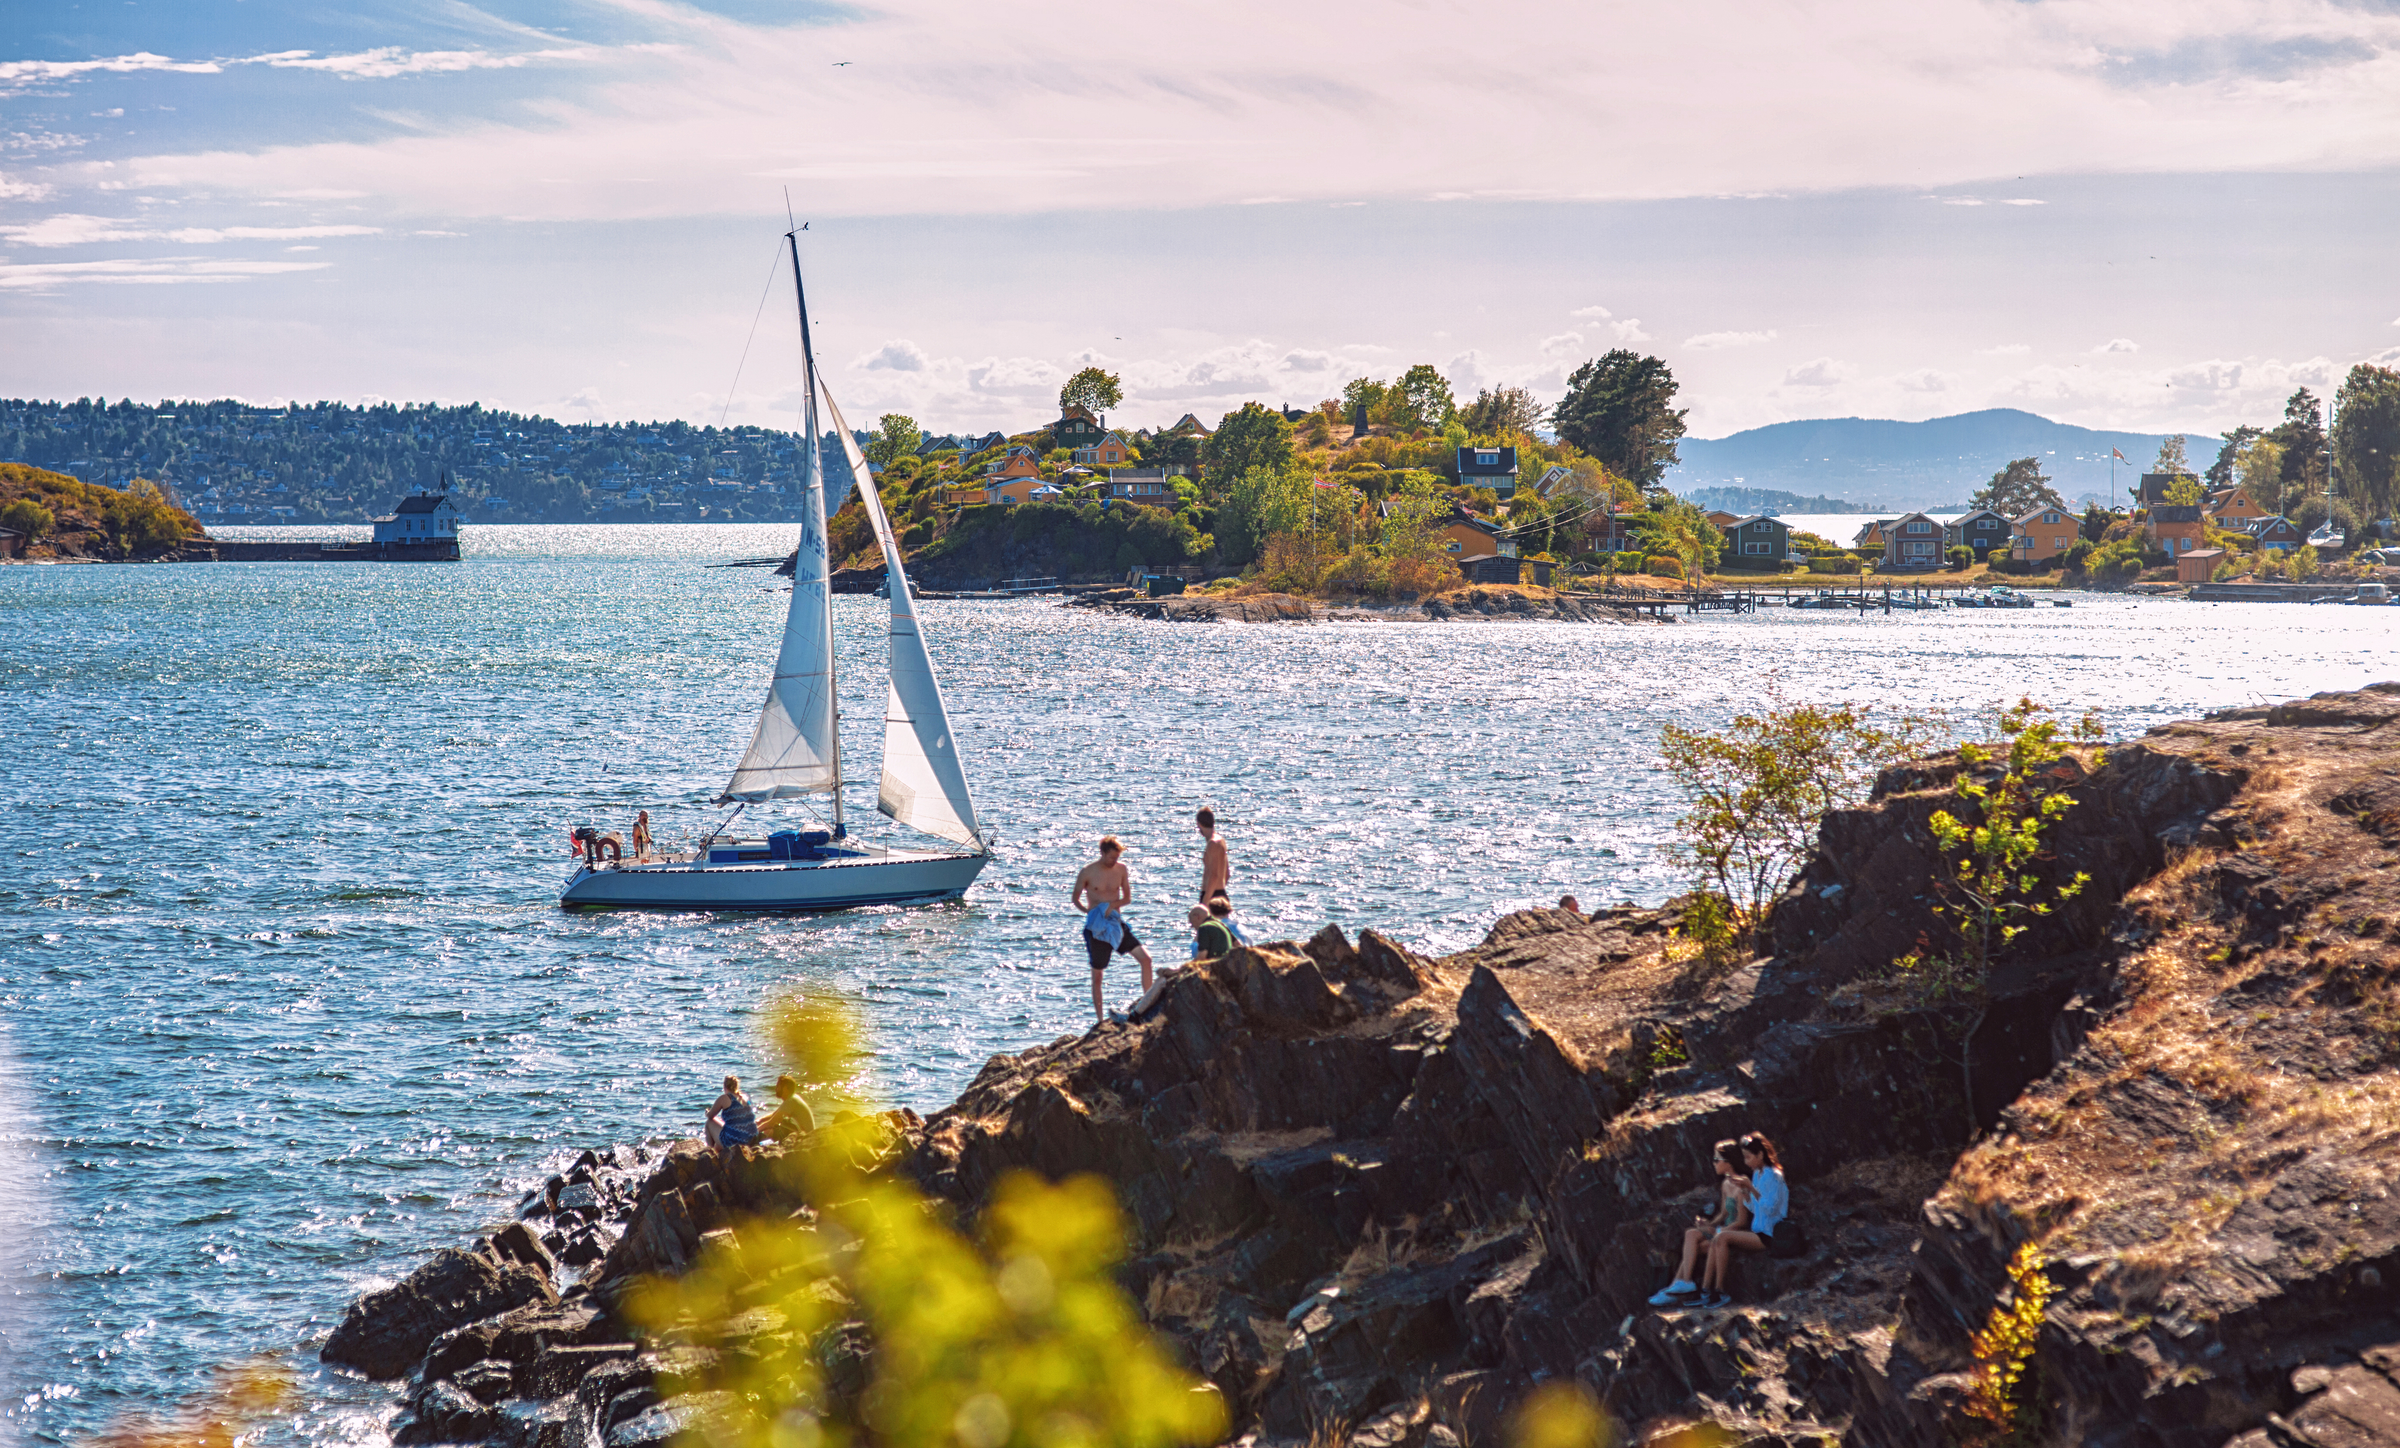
[1072,836,1155,1021]
[1197,807,1230,902]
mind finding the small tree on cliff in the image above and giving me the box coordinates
[1900,699,2104,1139]
[1660,697,1942,954]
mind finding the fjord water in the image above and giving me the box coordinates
[2,525,2393,1443]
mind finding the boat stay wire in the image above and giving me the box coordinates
[716,238,788,431]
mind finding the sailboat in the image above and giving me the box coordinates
[560,230,993,912]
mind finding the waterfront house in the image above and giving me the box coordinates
[1054,408,1110,451]
[1437,507,1514,559]
[2247,516,2307,551]
[1583,508,1644,554]
[2146,505,2208,558]
[2137,472,2203,508]
[1163,413,1214,440]
[1882,512,1945,570]
[1106,471,1178,508]
[2204,487,2272,526]
[1534,465,1575,498]
[1454,445,1520,498]
[2010,506,2081,564]
[370,490,461,545]
[1721,514,1794,566]
[1854,518,1897,550]
[2178,548,2226,584]
[1072,432,1132,468]
[1704,510,1741,530]
[1946,507,2014,561]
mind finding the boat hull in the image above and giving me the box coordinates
[560,848,990,912]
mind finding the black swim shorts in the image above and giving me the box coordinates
[1083,926,1141,971]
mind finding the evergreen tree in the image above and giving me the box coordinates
[1553,351,1688,492]
[1970,458,2065,518]
[2333,363,2400,524]
[2272,389,2328,504]
[1201,403,1294,492]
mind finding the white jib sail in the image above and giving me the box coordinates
[816,383,986,850]
[722,378,839,802]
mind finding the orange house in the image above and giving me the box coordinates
[1704,510,1740,530]
[2145,505,2208,558]
[2010,505,2081,563]
[1436,509,1512,559]
[2204,487,2271,526]
[982,448,1045,504]
[1072,432,1131,467]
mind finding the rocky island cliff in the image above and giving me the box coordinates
[325,684,2400,1447]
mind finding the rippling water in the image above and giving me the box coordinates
[3,524,2393,1442]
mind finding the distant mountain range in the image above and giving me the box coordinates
[1680,487,1864,517]
[1666,408,2179,512]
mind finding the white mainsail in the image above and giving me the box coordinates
[816,386,987,851]
[721,314,839,803]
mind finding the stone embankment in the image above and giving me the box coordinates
[327,684,2400,1446]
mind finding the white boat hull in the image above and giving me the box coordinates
[560,846,990,912]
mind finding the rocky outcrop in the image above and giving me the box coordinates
[322,1249,557,1381]
[329,684,2400,1447]
[1066,586,1667,625]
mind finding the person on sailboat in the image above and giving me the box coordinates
[1072,836,1154,1022]
[631,810,653,861]
[1196,807,1230,902]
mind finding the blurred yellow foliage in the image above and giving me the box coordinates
[628,996,1228,1448]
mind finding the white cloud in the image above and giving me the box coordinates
[1684,329,1777,349]
[0,171,52,201]
[2093,338,2141,354]
[19,0,2400,222]
[245,47,597,81]
[1999,198,2045,206]
[1889,367,1954,393]
[857,339,929,372]
[1609,319,1652,344]
[1540,331,1584,358]
[1979,343,2032,356]
[1279,349,1333,373]
[0,213,379,247]
[1568,305,1613,320]
[0,257,331,289]
[1783,357,1855,387]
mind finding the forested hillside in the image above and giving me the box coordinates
[0,397,855,526]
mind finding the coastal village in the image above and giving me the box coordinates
[6,363,2393,606]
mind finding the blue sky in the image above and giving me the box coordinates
[3,0,2397,439]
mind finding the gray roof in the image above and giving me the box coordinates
[392,492,454,514]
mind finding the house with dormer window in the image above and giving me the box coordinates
[1454,445,1520,498]
[1055,408,1109,451]
[2010,506,2081,563]
[1946,507,2014,561]
[1072,432,1131,468]
[1882,512,1944,571]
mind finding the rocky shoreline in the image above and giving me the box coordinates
[1065,587,1673,625]
[325,684,2400,1446]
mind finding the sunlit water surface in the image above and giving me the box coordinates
[3,524,2393,1442]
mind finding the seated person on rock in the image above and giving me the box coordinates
[1207,893,1250,947]
[1189,905,1233,962]
[761,1073,815,1140]
[1696,1133,1793,1306]
[1650,1138,1751,1307]
[706,1074,760,1155]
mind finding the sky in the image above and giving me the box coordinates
[3,0,2398,442]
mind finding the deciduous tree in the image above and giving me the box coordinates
[2079,503,2112,543]
[866,414,922,467]
[1970,458,2065,519]
[1387,364,1458,435]
[1457,385,1546,438]
[1057,366,1123,419]
[1216,465,1311,566]
[2151,434,2191,477]
[1553,351,1688,492]
[1201,403,1293,492]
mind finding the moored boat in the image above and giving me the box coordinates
[561,231,992,912]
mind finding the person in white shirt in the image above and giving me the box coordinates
[1696,1133,1790,1307]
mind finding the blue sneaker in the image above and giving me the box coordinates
[1648,1282,1699,1307]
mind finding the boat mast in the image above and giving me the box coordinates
[788,226,844,837]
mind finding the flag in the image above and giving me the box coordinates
[2112,448,2128,462]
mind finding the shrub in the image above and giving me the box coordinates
[1644,555,1683,579]
[1947,545,1973,569]
[0,498,53,541]
[1806,555,1862,574]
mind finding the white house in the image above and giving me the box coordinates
[371,490,463,544]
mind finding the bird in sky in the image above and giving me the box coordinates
[832,61,851,66]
